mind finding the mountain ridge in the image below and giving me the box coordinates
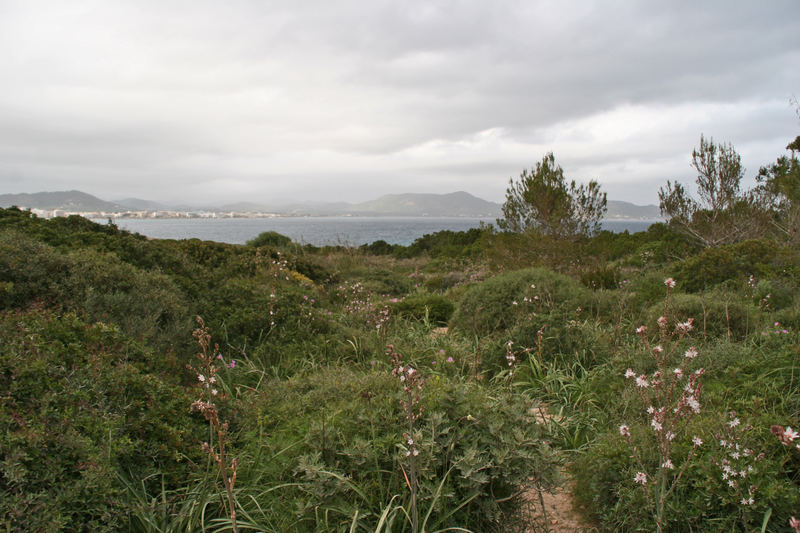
[0,190,662,220]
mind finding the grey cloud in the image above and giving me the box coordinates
[0,0,798,204]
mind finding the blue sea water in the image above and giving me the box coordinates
[93,217,657,247]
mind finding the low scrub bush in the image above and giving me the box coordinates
[449,267,595,336]
[249,363,559,531]
[677,239,797,292]
[391,293,454,326]
[0,308,201,531]
[646,292,760,341]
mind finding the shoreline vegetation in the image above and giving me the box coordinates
[1,136,799,532]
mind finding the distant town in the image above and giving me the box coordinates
[26,208,295,220]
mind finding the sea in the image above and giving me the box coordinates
[91,217,658,247]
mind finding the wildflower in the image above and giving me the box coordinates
[653,345,663,354]
[211,388,218,396]
[636,375,649,388]
[693,436,703,447]
[439,349,445,355]
[684,347,698,359]
[229,360,236,368]
[636,325,647,334]
[619,425,631,437]
[198,374,206,382]
[741,497,754,505]
[673,368,683,377]
[662,459,674,469]
[729,417,741,428]
[647,406,656,414]
[686,396,700,414]
[634,472,647,485]
[625,368,636,379]
[664,278,676,288]
[789,517,800,532]
[651,419,663,432]
[657,316,668,328]
[665,431,675,441]
[217,353,223,360]
[446,356,454,363]
[676,318,694,333]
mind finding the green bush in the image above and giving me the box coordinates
[391,293,455,326]
[250,365,559,531]
[0,232,190,351]
[677,239,796,292]
[247,230,293,248]
[645,292,760,340]
[449,267,595,336]
[0,309,201,531]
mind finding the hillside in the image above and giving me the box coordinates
[2,189,663,219]
[606,200,662,220]
[0,190,128,212]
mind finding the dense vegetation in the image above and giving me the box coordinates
[1,136,799,532]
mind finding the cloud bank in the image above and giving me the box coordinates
[1,0,798,205]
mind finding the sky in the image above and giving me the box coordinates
[1,1,798,206]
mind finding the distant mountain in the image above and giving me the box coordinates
[1,189,664,220]
[605,200,662,220]
[115,197,170,211]
[341,191,502,217]
[0,190,127,212]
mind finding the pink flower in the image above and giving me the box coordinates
[636,375,649,388]
[446,356,454,363]
[636,325,647,334]
[634,472,647,485]
[657,316,668,328]
[661,459,674,469]
[619,425,630,436]
[229,360,236,368]
[692,436,703,447]
[625,368,636,379]
[664,278,676,288]
[684,347,698,359]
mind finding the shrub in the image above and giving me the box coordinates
[646,292,760,341]
[677,239,796,292]
[246,230,292,248]
[449,267,595,336]
[251,365,559,531]
[0,232,190,351]
[0,309,201,531]
[391,294,455,326]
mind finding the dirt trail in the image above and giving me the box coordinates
[520,404,594,532]
[520,478,593,532]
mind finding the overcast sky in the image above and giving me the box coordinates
[1,1,798,206]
